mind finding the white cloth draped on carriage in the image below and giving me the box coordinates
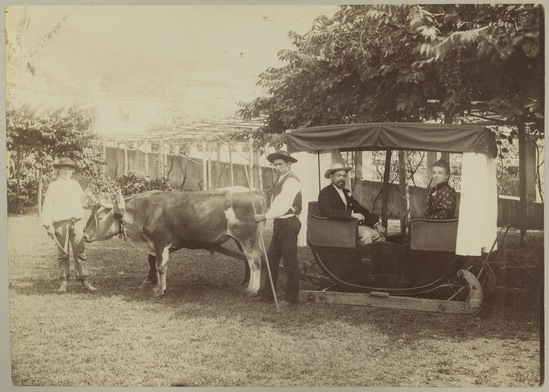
[455,152,498,256]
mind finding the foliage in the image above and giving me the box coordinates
[6,101,103,169]
[6,100,107,213]
[240,4,542,139]
[7,177,38,214]
[116,172,172,197]
[84,172,173,207]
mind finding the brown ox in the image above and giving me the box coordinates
[83,187,266,296]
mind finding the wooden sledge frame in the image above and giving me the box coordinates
[298,269,483,315]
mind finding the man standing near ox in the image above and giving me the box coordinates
[318,162,386,245]
[253,150,302,307]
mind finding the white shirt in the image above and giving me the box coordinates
[265,171,301,220]
[41,178,86,226]
[332,184,348,207]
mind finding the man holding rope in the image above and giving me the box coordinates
[41,158,96,293]
[253,150,302,308]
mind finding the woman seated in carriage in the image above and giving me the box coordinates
[424,159,456,220]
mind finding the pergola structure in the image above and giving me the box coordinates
[96,116,267,190]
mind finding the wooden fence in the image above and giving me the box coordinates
[100,145,543,230]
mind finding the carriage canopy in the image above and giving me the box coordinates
[285,122,497,157]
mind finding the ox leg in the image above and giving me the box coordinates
[140,253,159,288]
[239,241,263,296]
[152,245,170,297]
[234,240,250,286]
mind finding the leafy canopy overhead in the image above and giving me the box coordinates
[239,4,542,138]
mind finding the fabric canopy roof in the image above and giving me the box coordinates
[284,122,497,157]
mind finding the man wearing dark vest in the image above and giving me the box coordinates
[253,150,302,307]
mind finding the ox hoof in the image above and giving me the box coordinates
[244,290,259,298]
[152,287,166,297]
[139,280,157,289]
[57,281,67,293]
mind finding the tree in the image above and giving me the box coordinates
[6,99,105,214]
[240,4,542,136]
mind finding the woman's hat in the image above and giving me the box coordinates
[53,157,79,169]
[267,150,297,163]
[324,162,352,178]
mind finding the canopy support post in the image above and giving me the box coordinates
[381,150,392,228]
[398,151,409,234]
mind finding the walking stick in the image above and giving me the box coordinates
[52,226,70,256]
[199,130,280,312]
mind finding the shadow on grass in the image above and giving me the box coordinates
[9,220,541,347]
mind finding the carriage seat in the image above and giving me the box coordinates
[307,202,358,249]
[409,218,458,252]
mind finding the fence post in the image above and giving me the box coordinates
[102,141,106,176]
[518,122,527,246]
[144,141,149,177]
[123,143,128,175]
[229,141,234,187]
[202,139,208,190]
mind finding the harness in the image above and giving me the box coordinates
[85,206,126,241]
[117,217,127,241]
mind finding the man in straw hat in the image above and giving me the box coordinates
[319,162,386,245]
[253,150,302,307]
[41,157,96,293]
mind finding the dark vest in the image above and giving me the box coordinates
[271,171,302,216]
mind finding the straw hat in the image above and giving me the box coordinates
[324,162,352,178]
[266,150,297,163]
[53,158,79,169]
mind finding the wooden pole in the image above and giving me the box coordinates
[257,150,263,192]
[207,142,212,190]
[202,139,208,190]
[16,149,21,197]
[441,113,453,163]
[518,121,527,247]
[102,142,107,176]
[37,167,43,217]
[381,150,392,228]
[229,141,234,187]
[123,143,128,175]
[426,152,436,188]
[398,151,409,234]
[248,138,254,189]
[354,151,363,200]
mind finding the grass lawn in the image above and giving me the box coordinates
[7,213,542,387]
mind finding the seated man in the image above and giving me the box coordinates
[318,162,386,245]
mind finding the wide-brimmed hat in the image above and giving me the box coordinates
[53,158,79,169]
[324,162,352,178]
[267,150,297,163]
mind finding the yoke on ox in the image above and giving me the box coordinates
[83,187,267,296]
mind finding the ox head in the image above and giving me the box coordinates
[83,190,126,243]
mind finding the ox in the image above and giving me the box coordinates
[83,187,266,296]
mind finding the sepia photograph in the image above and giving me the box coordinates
[2,2,544,389]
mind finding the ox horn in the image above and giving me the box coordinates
[99,198,114,210]
[117,189,126,214]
